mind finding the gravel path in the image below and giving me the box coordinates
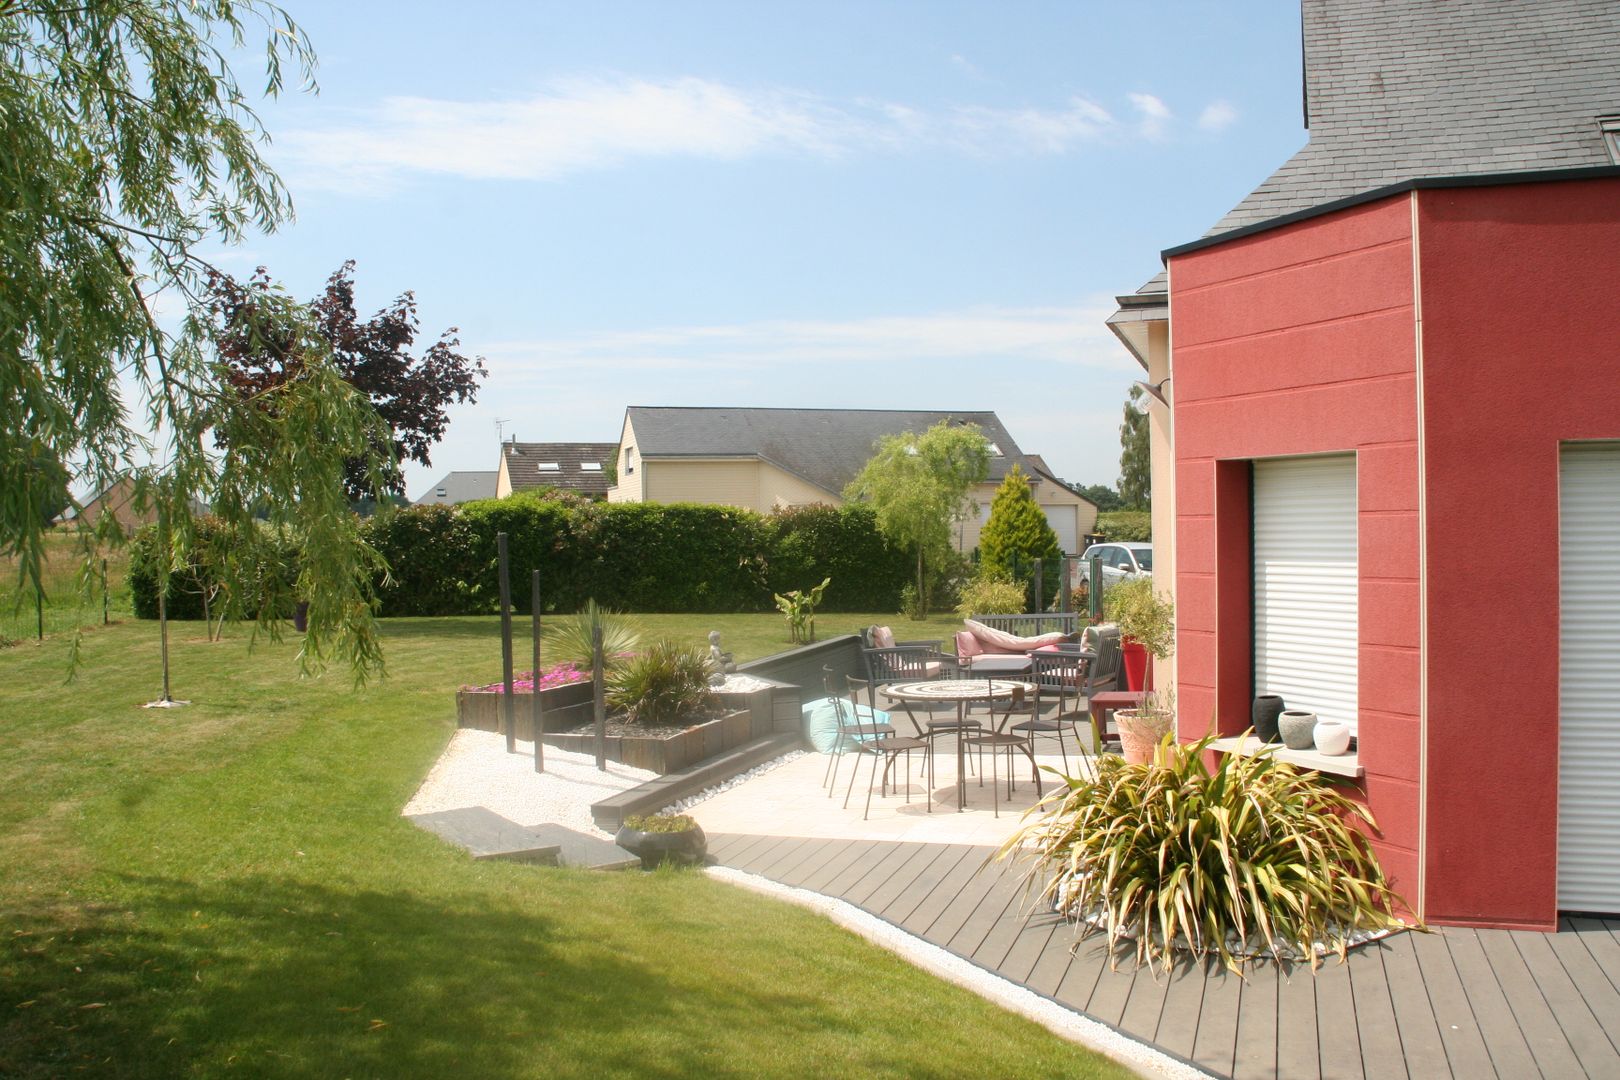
[403,728,656,837]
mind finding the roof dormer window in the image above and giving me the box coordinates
[987,442,1003,456]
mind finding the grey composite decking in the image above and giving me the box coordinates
[708,833,1620,1079]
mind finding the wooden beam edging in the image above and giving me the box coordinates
[706,865,1209,1080]
[590,731,802,831]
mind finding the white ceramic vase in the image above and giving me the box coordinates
[1277,710,1317,750]
[1313,719,1352,756]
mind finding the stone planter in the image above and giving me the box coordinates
[1313,718,1352,756]
[1252,694,1285,743]
[542,707,753,774]
[1278,710,1318,750]
[614,821,708,869]
[1116,709,1172,765]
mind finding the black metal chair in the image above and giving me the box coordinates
[1010,648,1095,773]
[962,681,1043,818]
[821,666,894,798]
[830,677,931,819]
[1078,626,1123,750]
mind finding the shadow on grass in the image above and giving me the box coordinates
[0,871,845,1079]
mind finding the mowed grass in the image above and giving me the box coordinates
[0,530,129,644]
[0,614,1124,1079]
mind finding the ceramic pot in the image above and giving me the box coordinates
[1120,639,1149,691]
[1116,709,1170,765]
[614,822,708,870]
[1313,719,1352,756]
[1252,695,1285,743]
[1278,710,1317,751]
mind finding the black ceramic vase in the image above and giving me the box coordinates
[1252,695,1285,743]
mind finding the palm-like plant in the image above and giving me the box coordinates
[542,599,643,670]
[1000,732,1413,973]
[606,640,713,725]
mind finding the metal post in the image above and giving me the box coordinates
[102,557,109,625]
[531,569,544,774]
[1088,556,1104,623]
[36,580,43,640]
[158,587,171,701]
[498,532,516,753]
[1059,556,1071,614]
[1033,560,1044,616]
[592,623,606,771]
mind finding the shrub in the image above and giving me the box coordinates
[129,517,300,621]
[1095,510,1151,542]
[542,600,643,670]
[458,494,575,614]
[568,502,769,612]
[623,813,699,833]
[774,577,830,644]
[979,465,1061,580]
[764,504,909,613]
[606,639,715,725]
[361,504,481,616]
[1001,732,1411,973]
[955,573,1027,618]
[1104,577,1175,659]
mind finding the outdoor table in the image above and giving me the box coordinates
[1087,689,1147,749]
[880,679,1032,812]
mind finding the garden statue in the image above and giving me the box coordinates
[708,630,736,683]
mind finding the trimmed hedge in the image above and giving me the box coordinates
[135,496,915,618]
[1095,510,1152,543]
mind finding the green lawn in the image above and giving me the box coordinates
[0,530,129,644]
[0,615,1124,1078]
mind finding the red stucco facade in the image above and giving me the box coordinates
[1166,175,1620,928]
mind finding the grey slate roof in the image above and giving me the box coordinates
[500,442,618,497]
[624,406,1081,500]
[415,470,497,506]
[1208,0,1620,237]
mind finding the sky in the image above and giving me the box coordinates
[222,1,1309,499]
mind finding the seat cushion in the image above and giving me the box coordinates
[871,625,896,649]
[802,697,892,753]
[964,619,1068,654]
[955,631,984,658]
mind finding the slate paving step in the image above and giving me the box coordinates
[408,806,639,870]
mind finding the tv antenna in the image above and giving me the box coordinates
[494,417,511,443]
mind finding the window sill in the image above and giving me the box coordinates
[1208,735,1364,779]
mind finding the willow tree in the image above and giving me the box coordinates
[1,1,389,675]
[844,421,990,617]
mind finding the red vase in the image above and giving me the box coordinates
[1121,639,1148,692]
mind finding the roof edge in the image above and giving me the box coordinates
[1163,164,1620,261]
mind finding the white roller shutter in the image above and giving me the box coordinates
[1043,505,1078,555]
[1558,442,1620,913]
[1253,455,1359,735]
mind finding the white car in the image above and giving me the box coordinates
[1081,542,1153,588]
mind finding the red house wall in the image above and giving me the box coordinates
[1169,196,1424,899]
[1416,177,1620,929]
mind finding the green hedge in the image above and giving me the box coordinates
[129,517,300,621]
[135,497,917,618]
[1095,510,1152,543]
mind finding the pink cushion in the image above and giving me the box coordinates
[872,625,896,649]
[922,661,944,678]
[1033,643,1064,653]
[964,619,1067,654]
[955,631,984,658]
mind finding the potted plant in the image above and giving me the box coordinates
[614,813,708,869]
[1115,687,1176,766]
[1104,578,1174,693]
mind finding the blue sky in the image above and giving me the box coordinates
[226,1,1307,497]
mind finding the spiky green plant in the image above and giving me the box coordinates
[542,599,643,670]
[606,639,714,725]
[1000,732,1412,974]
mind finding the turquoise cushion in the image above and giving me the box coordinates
[802,697,892,754]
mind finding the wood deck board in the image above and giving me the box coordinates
[710,831,1620,1080]
[1273,963,1321,1080]
[1510,929,1620,1074]
[1310,956,1364,1080]
[1409,928,1497,1079]
[1441,928,1541,1080]
[1190,961,1241,1079]
[1476,928,1584,1078]
[1229,958,1277,1079]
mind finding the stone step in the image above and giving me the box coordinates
[408,806,639,870]
[521,822,640,871]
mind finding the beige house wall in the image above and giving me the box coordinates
[606,417,646,503]
[495,455,513,498]
[1144,317,1177,703]
[756,461,839,509]
[645,458,761,508]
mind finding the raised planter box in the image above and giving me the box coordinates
[455,678,798,775]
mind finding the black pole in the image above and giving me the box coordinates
[541,569,554,773]
[36,579,43,640]
[498,532,516,754]
[1088,556,1104,623]
[102,557,109,625]
[158,586,172,701]
[592,623,606,771]
[1059,556,1071,614]
[1033,560,1044,616]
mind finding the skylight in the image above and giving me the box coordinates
[581,462,602,471]
[538,462,560,471]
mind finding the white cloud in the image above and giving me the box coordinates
[1198,100,1238,132]
[1127,92,1172,139]
[278,76,1151,192]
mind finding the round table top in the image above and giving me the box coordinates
[881,679,1031,702]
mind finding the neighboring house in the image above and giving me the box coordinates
[1109,0,1620,929]
[414,471,498,506]
[55,476,153,535]
[495,440,618,500]
[607,406,1098,553]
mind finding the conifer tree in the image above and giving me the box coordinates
[978,464,1061,583]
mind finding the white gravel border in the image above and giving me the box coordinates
[660,750,806,814]
[707,865,1211,1079]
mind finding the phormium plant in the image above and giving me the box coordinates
[542,599,643,671]
[1000,732,1412,973]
